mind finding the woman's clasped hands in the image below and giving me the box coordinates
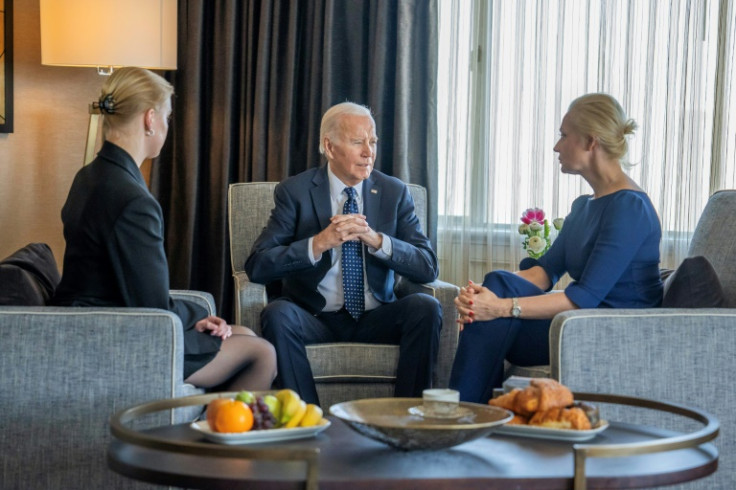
[455,280,505,329]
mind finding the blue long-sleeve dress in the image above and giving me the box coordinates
[449,190,663,403]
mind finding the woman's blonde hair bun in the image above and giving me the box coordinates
[567,93,636,162]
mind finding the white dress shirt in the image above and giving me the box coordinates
[307,166,392,312]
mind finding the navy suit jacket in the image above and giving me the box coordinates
[244,167,439,314]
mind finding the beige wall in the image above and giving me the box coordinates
[1,0,102,267]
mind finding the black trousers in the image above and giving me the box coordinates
[260,293,442,406]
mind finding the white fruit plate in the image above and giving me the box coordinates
[190,419,331,445]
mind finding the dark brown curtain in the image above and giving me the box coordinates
[152,0,438,321]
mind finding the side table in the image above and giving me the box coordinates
[108,392,719,490]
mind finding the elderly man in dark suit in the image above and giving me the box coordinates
[245,102,442,406]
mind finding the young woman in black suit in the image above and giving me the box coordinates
[53,67,276,391]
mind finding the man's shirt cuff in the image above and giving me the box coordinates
[368,233,392,259]
[307,236,320,265]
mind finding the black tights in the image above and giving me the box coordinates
[185,326,277,391]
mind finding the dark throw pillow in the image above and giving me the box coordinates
[0,243,61,306]
[661,256,725,308]
[0,266,48,306]
[659,268,676,282]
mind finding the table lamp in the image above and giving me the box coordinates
[40,0,177,165]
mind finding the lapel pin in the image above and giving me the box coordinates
[371,189,378,194]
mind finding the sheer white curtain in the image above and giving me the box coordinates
[437,0,736,287]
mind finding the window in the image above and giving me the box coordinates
[437,0,736,286]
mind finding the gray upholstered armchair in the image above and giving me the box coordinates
[548,190,736,490]
[228,182,459,409]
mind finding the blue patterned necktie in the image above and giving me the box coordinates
[342,187,364,320]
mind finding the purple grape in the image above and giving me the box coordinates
[247,396,277,430]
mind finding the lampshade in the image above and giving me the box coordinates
[40,0,177,70]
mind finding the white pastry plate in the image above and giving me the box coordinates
[493,420,609,442]
[190,419,331,445]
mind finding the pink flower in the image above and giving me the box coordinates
[521,208,545,225]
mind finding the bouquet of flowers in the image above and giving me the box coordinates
[519,208,564,259]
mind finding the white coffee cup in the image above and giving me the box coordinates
[422,388,460,417]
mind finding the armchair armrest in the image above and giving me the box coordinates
[550,307,736,396]
[395,277,460,388]
[232,271,268,335]
[170,289,217,315]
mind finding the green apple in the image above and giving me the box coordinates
[235,390,255,405]
[263,394,282,421]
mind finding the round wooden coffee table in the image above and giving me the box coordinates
[107,392,718,490]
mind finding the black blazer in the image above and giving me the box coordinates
[52,142,216,356]
[244,166,439,314]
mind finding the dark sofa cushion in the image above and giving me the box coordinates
[0,266,49,305]
[0,243,61,306]
[662,256,725,308]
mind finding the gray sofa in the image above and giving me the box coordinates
[549,190,736,490]
[0,243,206,490]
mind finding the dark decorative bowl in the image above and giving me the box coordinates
[330,398,512,451]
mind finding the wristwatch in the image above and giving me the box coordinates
[510,298,522,318]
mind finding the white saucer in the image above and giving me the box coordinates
[408,405,474,420]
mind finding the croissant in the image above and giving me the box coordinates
[528,406,592,430]
[513,378,574,416]
[507,413,529,425]
[488,388,521,412]
[488,378,596,430]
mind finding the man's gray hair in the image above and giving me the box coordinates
[319,102,375,155]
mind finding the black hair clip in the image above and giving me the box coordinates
[93,94,116,114]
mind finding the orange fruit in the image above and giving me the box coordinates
[210,399,254,433]
[205,398,231,429]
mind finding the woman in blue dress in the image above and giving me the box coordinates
[449,93,663,403]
